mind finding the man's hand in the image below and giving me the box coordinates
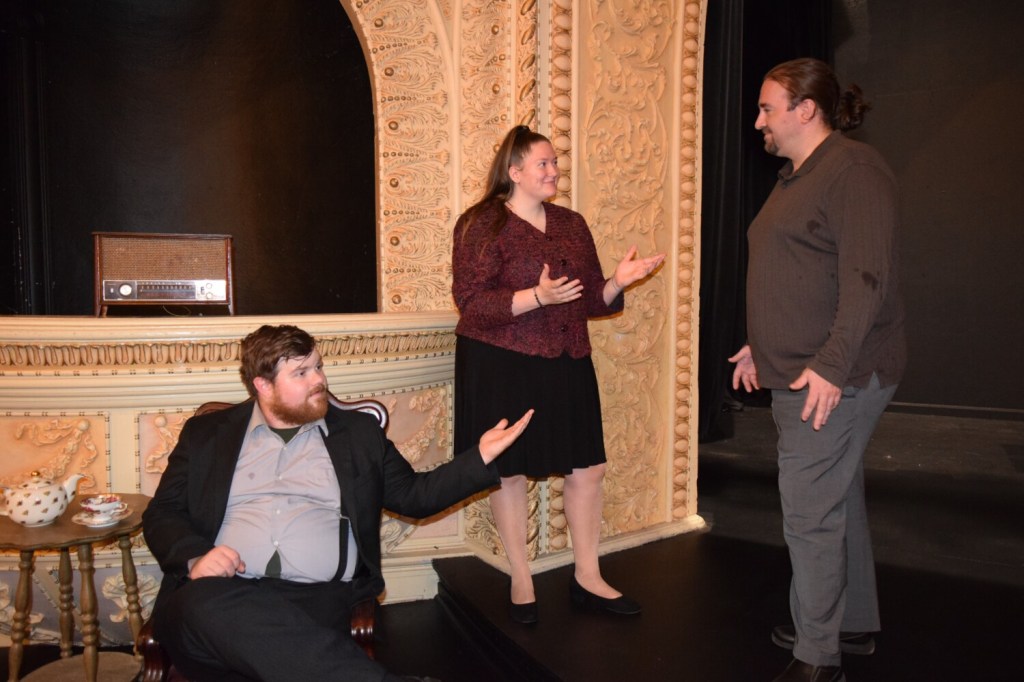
[789,368,842,431]
[478,409,535,464]
[189,545,246,579]
[728,345,760,393]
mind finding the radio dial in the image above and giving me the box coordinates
[118,283,133,297]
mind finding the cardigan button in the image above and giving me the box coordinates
[560,325,568,332]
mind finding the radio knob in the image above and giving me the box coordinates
[118,283,133,297]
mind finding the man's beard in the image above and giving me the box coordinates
[266,387,328,426]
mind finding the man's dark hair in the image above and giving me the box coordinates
[765,58,871,132]
[239,325,316,397]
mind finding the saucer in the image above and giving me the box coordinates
[72,507,131,528]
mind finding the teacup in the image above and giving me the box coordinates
[81,494,127,515]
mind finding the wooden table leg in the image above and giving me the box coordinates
[77,543,99,682]
[58,547,74,659]
[118,534,144,653]
[7,549,33,682]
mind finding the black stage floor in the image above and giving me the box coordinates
[3,408,1022,681]
[372,407,1024,681]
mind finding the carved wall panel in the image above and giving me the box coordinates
[581,0,674,533]
[0,413,108,496]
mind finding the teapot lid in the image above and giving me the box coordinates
[19,471,55,490]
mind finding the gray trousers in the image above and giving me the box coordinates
[771,373,896,667]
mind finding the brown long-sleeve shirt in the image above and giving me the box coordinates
[746,131,907,389]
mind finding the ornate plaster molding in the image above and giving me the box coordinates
[342,0,454,312]
[673,1,704,521]
[0,314,456,371]
[578,0,693,536]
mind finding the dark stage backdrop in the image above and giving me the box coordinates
[699,0,1024,431]
[0,0,376,316]
[832,0,1024,412]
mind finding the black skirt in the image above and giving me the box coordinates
[453,335,607,478]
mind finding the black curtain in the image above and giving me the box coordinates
[698,0,832,442]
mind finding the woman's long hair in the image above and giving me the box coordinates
[457,125,552,246]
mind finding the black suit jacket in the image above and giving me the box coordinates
[143,400,499,610]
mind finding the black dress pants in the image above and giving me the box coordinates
[153,576,398,682]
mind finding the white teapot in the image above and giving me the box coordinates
[0,471,89,528]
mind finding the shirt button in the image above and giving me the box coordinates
[273,540,279,547]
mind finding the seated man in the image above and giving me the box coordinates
[143,324,533,681]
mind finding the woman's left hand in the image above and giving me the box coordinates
[611,246,666,291]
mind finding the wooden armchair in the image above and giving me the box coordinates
[136,396,389,682]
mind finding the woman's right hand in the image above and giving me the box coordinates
[536,264,583,306]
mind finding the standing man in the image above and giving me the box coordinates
[730,58,906,682]
[143,324,533,681]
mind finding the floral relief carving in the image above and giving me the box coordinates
[102,571,159,623]
[459,0,514,207]
[142,413,189,475]
[393,386,449,467]
[2,416,103,492]
[0,579,46,641]
[344,0,453,312]
[580,0,675,534]
[465,479,540,561]
[514,0,540,127]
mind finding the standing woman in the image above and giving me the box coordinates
[452,125,664,624]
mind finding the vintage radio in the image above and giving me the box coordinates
[93,232,234,315]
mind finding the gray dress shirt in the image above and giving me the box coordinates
[215,404,357,582]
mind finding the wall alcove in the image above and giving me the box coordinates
[1,0,377,316]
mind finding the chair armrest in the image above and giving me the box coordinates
[136,618,169,682]
[350,598,377,659]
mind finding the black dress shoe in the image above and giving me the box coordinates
[569,576,641,615]
[509,599,538,624]
[772,658,845,682]
[772,624,876,655]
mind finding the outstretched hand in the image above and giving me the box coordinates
[535,264,583,306]
[478,409,535,464]
[611,246,666,291]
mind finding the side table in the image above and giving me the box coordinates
[0,493,150,682]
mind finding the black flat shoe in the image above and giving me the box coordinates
[509,600,538,624]
[569,576,641,615]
